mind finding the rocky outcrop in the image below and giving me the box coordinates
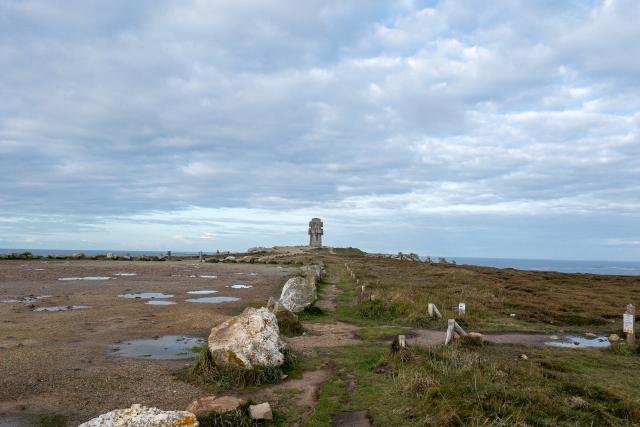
[186,396,246,417]
[208,307,287,369]
[301,264,326,280]
[279,276,317,313]
[79,404,198,427]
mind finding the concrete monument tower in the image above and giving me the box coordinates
[308,218,323,247]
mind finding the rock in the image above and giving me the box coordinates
[468,332,484,339]
[208,307,287,369]
[510,313,516,317]
[520,354,528,360]
[247,247,266,253]
[249,402,272,420]
[71,252,85,259]
[186,396,246,417]
[79,404,198,427]
[106,252,116,259]
[301,264,325,280]
[608,334,620,343]
[223,256,236,262]
[279,276,317,313]
[568,396,588,408]
[239,256,253,263]
[585,332,597,338]
[549,335,560,340]
[266,296,287,314]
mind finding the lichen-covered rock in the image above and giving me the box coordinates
[79,404,198,427]
[301,264,325,280]
[186,396,246,416]
[279,276,317,313]
[208,307,286,369]
[249,402,272,420]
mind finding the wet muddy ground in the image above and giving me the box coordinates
[0,260,291,425]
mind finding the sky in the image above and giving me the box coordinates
[0,0,639,260]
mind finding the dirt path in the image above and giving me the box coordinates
[252,365,333,409]
[287,322,361,357]
[316,284,339,311]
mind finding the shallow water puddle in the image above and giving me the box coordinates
[198,275,218,279]
[58,276,112,281]
[1,295,51,304]
[119,293,174,299]
[33,305,91,312]
[545,335,610,348]
[187,290,218,295]
[185,296,240,304]
[145,300,177,306]
[110,335,205,360]
[226,284,252,289]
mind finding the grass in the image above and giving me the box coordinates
[34,414,66,427]
[183,347,298,391]
[276,309,305,337]
[317,254,640,333]
[196,403,256,427]
[301,342,640,426]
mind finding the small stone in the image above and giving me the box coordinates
[584,332,597,338]
[549,335,560,340]
[608,334,620,342]
[186,396,246,416]
[510,313,516,317]
[520,354,528,360]
[468,332,484,338]
[249,402,272,420]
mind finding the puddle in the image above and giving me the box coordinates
[33,305,91,312]
[198,275,218,279]
[226,284,253,289]
[114,272,137,276]
[185,296,240,304]
[145,300,177,306]
[119,293,174,299]
[58,276,112,281]
[187,290,218,295]
[110,335,205,360]
[1,295,51,304]
[545,335,611,348]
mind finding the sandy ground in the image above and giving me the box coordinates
[0,260,292,425]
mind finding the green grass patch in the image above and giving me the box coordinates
[276,310,305,337]
[196,403,256,427]
[301,343,640,426]
[183,347,298,391]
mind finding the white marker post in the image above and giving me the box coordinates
[458,302,466,316]
[624,304,635,346]
[398,335,406,348]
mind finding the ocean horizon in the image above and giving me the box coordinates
[2,248,639,276]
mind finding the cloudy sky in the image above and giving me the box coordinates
[1,0,639,260]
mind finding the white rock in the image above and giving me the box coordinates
[608,334,620,342]
[249,402,272,420]
[279,276,317,313]
[208,307,286,369]
[520,354,528,360]
[79,404,198,427]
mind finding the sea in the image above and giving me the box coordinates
[2,248,639,276]
[426,256,640,276]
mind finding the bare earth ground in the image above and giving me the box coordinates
[0,260,292,425]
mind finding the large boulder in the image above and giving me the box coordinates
[279,276,317,313]
[79,404,198,427]
[186,396,246,417]
[208,307,286,369]
[301,264,325,280]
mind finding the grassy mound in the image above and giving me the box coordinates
[196,403,256,427]
[186,347,298,390]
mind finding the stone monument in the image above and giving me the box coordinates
[308,218,323,247]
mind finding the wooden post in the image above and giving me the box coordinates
[428,303,442,319]
[166,250,171,260]
[454,320,468,337]
[361,285,365,293]
[445,319,455,345]
[458,302,466,317]
[199,251,203,263]
[398,335,406,348]
[624,304,635,346]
